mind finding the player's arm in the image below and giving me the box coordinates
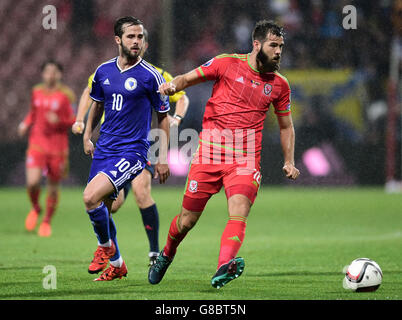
[72,86,93,134]
[168,94,189,127]
[18,111,32,137]
[154,112,170,184]
[159,69,204,96]
[83,100,104,158]
[18,90,36,137]
[276,114,300,180]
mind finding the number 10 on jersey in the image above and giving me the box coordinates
[112,93,123,111]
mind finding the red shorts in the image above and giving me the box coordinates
[182,155,262,212]
[26,147,68,182]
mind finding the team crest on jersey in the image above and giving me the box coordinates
[202,58,214,67]
[188,180,198,193]
[124,77,137,91]
[263,83,272,96]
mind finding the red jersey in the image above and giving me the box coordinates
[23,83,76,155]
[195,53,291,159]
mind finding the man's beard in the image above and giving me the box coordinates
[121,42,141,61]
[257,47,280,72]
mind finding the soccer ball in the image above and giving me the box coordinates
[343,258,382,292]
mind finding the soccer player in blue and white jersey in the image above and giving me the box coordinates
[82,16,170,281]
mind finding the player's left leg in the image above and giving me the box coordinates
[94,198,128,281]
[211,193,251,289]
[211,163,261,289]
[131,167,160,265]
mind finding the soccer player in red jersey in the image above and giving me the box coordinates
[149,20,300,288]
[18,60,76,237]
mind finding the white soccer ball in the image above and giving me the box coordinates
[343,258,383,292]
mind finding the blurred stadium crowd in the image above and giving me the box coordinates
[0,0,401,185]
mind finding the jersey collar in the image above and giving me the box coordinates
[116,56,142,73]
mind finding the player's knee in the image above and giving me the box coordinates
[27,182,40,191]
[133,186,153,208]
[83,190,100,211]
[179,211,199,232]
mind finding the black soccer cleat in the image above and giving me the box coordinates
[148,252,160,267]
[211,257,245,289]
[148,250,173,284]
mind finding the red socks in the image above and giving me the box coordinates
[43,193,58,224]
[163,214,247,268]
[217,216,247,269]
[28,188,41,213]
[163,215,188,259]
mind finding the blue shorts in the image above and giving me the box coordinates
[122,161,155,199]
[88,154,146,200]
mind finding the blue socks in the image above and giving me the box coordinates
[139,204,159,253]
[108,217,121,263]
[87,202,110,245]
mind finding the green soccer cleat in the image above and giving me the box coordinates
[148,250,173,284]
[211,257,245,289]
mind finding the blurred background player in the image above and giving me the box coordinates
[18,60,76,237]
[82,16,170,281]
[149,20,300,288]
[72,28,189,266]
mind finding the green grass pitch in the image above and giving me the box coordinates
[0,186,401,300]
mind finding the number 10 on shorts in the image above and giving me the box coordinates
[115,158,130,172]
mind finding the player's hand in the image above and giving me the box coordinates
[158,82,176,96]
[17,122,28,137]
[83,138,95,158]
[168,114,181,127]
[72,121,85,135]
[282,162,300,180]
[154,163,170,184]
[46,111,59,124]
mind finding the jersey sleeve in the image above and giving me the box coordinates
[23,88,38,126]
[89,69,105,102]
[150,73,170,113]
[161,70,186,103]
[272,77,291,116]
[195,55,225,81]
[87,73,95,90]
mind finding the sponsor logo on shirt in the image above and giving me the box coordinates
[235,76,244,83]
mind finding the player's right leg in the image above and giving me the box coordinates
[83,173,117,274]
[25,166,43,232]
[148,206,203,285]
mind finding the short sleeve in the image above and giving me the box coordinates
[150,74,170,113]
[87,73,95,90]
[89,70,105,102]
[161,70,186,103]
[195,56,223,81]
[273,78,291,116]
